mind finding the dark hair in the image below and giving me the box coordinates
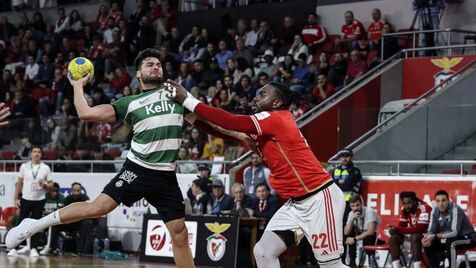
[255,183,269,192]
[53,182,60,190]
[134,48,161,71]
[435,190,449,199]
[400,191,417,202]
[192,179,206,192]
[31,145,42,154]
[72,182,82,188]
[349,194,363,204]
[268,82,299,109]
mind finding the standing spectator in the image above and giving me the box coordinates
[422,190,476,268]
[368,8,386,51]
[209,179,234,214]
[335,11,366,52]
[343,194,381,267]
[190,179,210,215]
[215,40,233,71]
[412,0,445,56]
[246,183,279,219]
[287,35,309,63]
[344,50,367,86]
[387,191,431,268]
[301,13,327,53]
[245,18,259,49]
[8,146,53,258]
[231,183,252,216]
[243,153,272,197]
[312,74,335,104]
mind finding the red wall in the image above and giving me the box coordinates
[402,55,476,99]
[301,77,381,161]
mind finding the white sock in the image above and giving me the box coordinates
[32,211,61,233]
[392,260,401,268]
[413,261,422,268]
[26,238,31,249]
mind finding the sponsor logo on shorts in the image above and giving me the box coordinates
[205,222,230,261]
[115,180,124,187]
[149,225,167,251]
[119,170,138,184]
[321,250,329,256]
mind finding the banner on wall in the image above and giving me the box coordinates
[360,176,476,228]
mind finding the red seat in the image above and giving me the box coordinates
[106,150,121,158]
[1,151,16,160]
[30,88,48,102]
[442,169,468,175]
[360,228,390,267]
[319,34,339,54]
[43,150,59,160]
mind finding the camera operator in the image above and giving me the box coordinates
[412,0,445,56]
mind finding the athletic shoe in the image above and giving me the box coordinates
[7,249,18,257]
[39,247,50,255]
[17,246,30,254]
[5,218,37,249]
[30,248,39,258]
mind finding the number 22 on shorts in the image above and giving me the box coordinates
[311,233,329,249]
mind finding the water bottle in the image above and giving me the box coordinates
[58,237,64,256]
[93,238,99,257]
[104,238,110,251]
[206,203,212,215]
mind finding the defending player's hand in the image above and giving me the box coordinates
[164,79,188,104]
[67,73,90,88]
[0,102,11,127]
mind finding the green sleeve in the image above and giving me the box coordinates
[112,96,132,121]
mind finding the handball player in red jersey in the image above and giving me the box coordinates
[165,80,348,267]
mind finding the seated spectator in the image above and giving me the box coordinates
[368,8,386,51]
[190,178,211,215]
[246,183,279,219]
[233,57,253,86]
[277,16,299,56]
[301,12,326,53]
[56,118,77,151]
[15,134,32,160]
[10,90,37,119]
[275,54,295,84]
[44,182,65,216]
[211,89,232,110]
[422,190,476,268]
[179,25,204,62]
[287,35,309,63]
[328,53,347,89]
[54,8,69,38]
[201,42,216,66]
[243,153,272,196]
[335,11,366,52]
[231,183,252,216]
[289,53,312,93]
[185,127,205,159]
[253,50,278,82]
[387,191,431,268]
[254,20,274,56]
[233,39,253,68]
[312,74,335,104]
[290,101,305,120]
[24,55,39,82]
[209,179,234,214]
[67,9,84,36]
[343,194,381,267]
[233,74,255,101]
[50,182,95,255]
[107,67,132,94]
[382,23,400,60]
[42,118,61,150]
[177,147,197,173]
[344,50,367,86]
[201,134,224,160]
[245,18,259,49]
[215,40,233,71]
[315,52,330,77]
[36,54,55,87]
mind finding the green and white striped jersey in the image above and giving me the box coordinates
[113,85,184,171]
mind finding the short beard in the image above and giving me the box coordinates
[141,75,163,86]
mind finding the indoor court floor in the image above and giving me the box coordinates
[0,252,194,268]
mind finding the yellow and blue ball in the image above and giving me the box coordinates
[67,57,94,81]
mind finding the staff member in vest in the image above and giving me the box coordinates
[9,146,53,257]
[243,153,273,197]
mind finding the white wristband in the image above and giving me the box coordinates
[183,95,201,112]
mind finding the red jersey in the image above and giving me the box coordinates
[192,103,332,199]
[396,201,432,234]
[368,19,385,41]
[248,111,332,198]
[341,20,366,40]
[301,24,327,46]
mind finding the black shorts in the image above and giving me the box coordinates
[102,159,185,223]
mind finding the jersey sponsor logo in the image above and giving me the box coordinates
[119,170,138,184]
[254,111,271,120]
[144,101,176,115]
[205,222,231,261]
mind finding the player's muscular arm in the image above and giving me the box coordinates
[165,80,258,134]
[69,74,116,122]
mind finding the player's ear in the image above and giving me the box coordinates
[273,98,283,109]
[136,70,141,81]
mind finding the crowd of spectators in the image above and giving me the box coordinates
[0,1,402,162]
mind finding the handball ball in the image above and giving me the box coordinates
[68,57,94,81]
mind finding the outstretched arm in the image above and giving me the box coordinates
[69,75,116,122]
[165,80,258,134]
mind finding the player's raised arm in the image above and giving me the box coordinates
[165,80,259,134]
[69,74,116,122]
[0,102,11,127]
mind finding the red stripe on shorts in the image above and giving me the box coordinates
[323,188,335,252]
[325,188,338,253]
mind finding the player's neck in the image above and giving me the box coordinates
[31,159,40,165]
[141,82,162,91]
